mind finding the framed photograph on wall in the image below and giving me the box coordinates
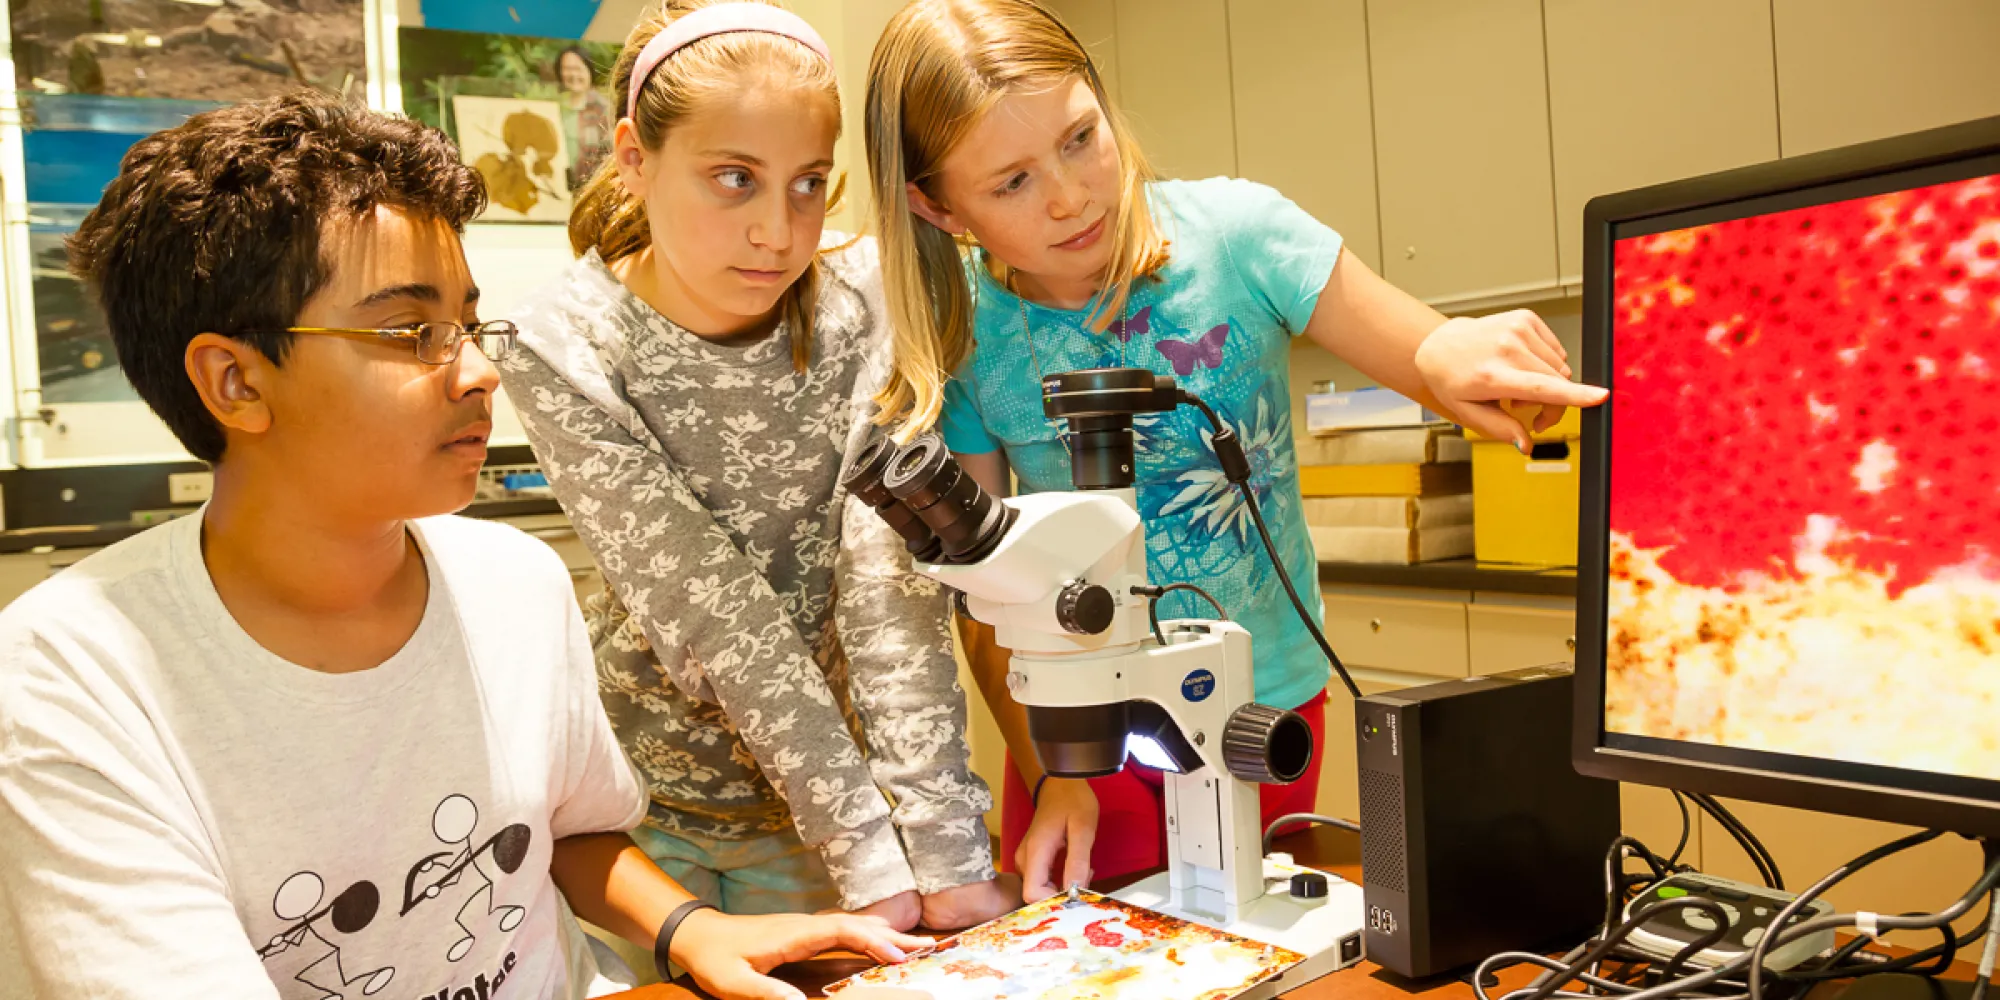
[451,95,572,223]
[400,26,617,195]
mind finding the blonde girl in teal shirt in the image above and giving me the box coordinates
[864,0,1608,903]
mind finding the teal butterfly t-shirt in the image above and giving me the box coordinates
[939,177,1343,712]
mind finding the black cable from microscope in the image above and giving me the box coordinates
[1262,812,1362,853]
[1132,582,1228,647]
[1178,389,1362,699]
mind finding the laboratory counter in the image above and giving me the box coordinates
[0,497,565,554]
[1318,558,1576,598]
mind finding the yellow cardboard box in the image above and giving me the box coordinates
[1466,408,1581,566]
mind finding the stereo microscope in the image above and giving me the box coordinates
[845,368,1366,996]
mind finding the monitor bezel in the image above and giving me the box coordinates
[1574,113,2000,837]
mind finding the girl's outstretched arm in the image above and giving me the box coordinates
[1304,247,1608,450]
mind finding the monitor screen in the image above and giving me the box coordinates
[1602,167,2000,787]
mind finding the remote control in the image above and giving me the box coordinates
[1622,872,1835,971]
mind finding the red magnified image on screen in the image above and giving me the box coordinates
[1606,172,2000,780]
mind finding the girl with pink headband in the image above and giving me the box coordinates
[498,0,1018,949]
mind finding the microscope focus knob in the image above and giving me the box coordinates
[1224,704,1315,784]
[1055,581,1115,634]
[1290,871,1330,899]
[1056,580,1120,632]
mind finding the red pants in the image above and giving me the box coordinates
[999,689,1330,882]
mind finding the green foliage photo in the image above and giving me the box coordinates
[398,25,618,140]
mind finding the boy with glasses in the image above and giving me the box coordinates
[0,92,924,1000]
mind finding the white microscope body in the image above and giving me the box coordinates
[916,487,1368,998]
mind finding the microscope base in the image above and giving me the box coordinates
[1112,863,1368,1000]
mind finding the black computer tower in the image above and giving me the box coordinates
[1356,666,1621,980]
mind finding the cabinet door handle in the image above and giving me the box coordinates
[1404,246,1418,260]
[1565,635,1577,652]
[1370,618,1384,633]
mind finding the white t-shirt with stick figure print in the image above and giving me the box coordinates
[0,512,647,1000]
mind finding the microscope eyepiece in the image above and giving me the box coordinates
[843,437,945,564]
[879,434,1016,564]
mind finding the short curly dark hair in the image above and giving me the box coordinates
[67,90,487,463]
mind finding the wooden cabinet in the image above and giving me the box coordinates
[1466,598,1576,676]
[1228,0,1382,270]
[1321,590,1470,678]
[1112,0,1238,180]
[1367,0,1559,307]
[1773,0,2000,156]
[1543,0,1781,282]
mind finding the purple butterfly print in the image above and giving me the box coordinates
[1155,322,1229,376]
[1108,305,1153,343]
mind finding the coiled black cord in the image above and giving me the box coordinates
[1179,390,1362,699]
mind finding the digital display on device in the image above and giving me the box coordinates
[1603,170,2000,782]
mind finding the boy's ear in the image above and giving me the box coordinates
[906,182,966,237]
[186,334,274,439]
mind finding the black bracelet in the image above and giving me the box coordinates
[1033,775,1049,806]
[654,898,717,982]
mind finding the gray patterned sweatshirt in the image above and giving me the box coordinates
[498,239,995,909]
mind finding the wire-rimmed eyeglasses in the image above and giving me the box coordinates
[270,320,518,365]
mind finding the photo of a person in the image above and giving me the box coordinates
[555,45,612,189]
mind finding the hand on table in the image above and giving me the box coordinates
[1016,777,1099,903]
[920,874,1023,930]
[832,889,923,933]
[1414,308,1609,451]
[671,908,932,1000]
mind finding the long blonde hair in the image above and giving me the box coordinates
[865,0,1167,438]
[571,0,843,371]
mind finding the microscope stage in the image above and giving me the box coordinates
[1112,863,1367,1000]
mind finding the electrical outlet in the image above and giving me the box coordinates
[168,471,214,505]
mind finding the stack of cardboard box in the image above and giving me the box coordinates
[1298,424,1474,565]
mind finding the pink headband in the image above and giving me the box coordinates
[627,3,833,119]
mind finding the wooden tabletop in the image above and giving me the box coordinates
[608,826,1973,1000]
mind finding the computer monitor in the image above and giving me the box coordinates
[1573,114,2000,837]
